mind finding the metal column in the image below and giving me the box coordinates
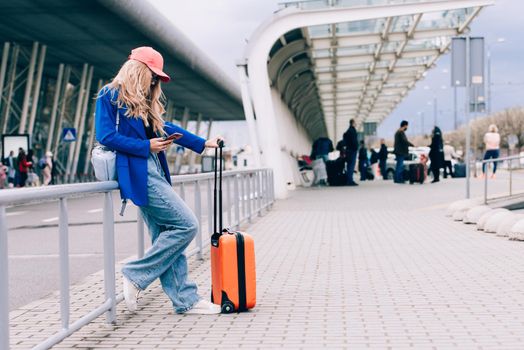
[83,79,104,175]
[46,64,64,153]
[65,63,88,181]
[453,86,458,129]
[2,44,19,134]
[27,44,47,136]
[174,107,190,174]
[0,42,10,116]
[188,113,202,173]
[206,119,213,141]
[70,65,94,182]
[53,65,72,157]
[19,42,39,134]
[237,62,262,167]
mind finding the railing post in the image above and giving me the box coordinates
[103,192,116,324]
[234,174,240,229]
[226,175,232,228]
[509,159,513,197]
[58,198,70,329]
[179,182,186,200]
[0,205,9,350]
[207,178,213,235]
[271,170,275,204]
[137,211,145,259]
[240,173,246,223]
[257,171,262,216]
[263,170,268,209]
[484,161,488,204]
[194,180,203,260]
[247,173,252,223]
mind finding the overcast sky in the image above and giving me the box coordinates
[147,0,523,141]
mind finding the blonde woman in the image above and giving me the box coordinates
[95,47,222,314]
[482,124,500,179]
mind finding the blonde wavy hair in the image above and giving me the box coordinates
[488,124,498,133]
[108,59,166,135]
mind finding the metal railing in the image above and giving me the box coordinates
[482,155,524,204]
[0,168,274,350]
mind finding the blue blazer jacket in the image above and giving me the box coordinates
[95,86,206,206]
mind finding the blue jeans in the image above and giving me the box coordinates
[359,161,368,181]
[122,153,200,313]
[482,149,500,174]
[379,160,387,180]
[394,155,405,183]
[346,150,357,184]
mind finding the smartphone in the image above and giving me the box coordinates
[163,132,183,141]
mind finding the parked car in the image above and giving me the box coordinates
[383,147,429,180]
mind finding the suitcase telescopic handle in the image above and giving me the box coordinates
[213,140,225,235]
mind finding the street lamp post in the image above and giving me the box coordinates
[417,111,424,136]
[487,37,505,115]
[424,84,446,128]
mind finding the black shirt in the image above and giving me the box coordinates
[343,126,358,152]
[143,116,156,139]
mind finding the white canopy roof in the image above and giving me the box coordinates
[271,0,488,140]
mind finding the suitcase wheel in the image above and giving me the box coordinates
[221,301,235,314]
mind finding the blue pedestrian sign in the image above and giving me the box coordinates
[62,128,77,142]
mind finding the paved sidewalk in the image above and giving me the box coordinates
[9,176,524,349]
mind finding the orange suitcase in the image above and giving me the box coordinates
[210,143,256,313]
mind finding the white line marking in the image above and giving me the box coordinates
[6,211,27,217]
[42,217,59,223]
[87,208,103,213]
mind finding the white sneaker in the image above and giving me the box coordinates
[184,299,221,315]
[122,276,141,312]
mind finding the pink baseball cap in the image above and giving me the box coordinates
[128,46,171,82]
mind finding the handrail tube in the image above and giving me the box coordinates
[480,155,523,164]
[0,181,118,206]
[483,154,524,204]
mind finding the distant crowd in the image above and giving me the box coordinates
[303,119,502,186]
[0,148,55,189]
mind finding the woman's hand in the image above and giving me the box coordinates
[205,136,224,148]
[150,138,172,153]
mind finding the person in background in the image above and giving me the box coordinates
[0,162,6,189]
[17,148,32,187]
[482,124,500,179]
[393,120,413,184]
[443,141,458,178]
[378,139,388,180]
[343,119,359,186]
[310,137,334,162]
[428,126,444,183]
[41,151,54,186]
[6,151,16,188]
[369,146,378,180]
[358,140,369,181]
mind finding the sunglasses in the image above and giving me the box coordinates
[151,73,160,85]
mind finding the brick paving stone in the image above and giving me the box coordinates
[8,177,524,349]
